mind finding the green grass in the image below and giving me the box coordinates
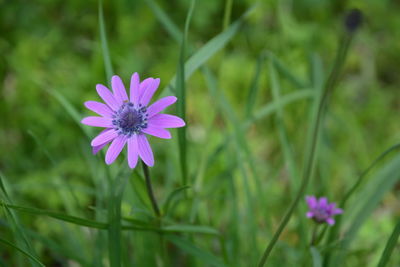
[1,0,400,266]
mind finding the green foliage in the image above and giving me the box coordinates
[1,0,399,266]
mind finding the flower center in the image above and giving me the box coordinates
[112,102,147,136]
[313,207,329,222]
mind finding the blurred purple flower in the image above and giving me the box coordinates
[305,196,343,225]
[81,73,185,168]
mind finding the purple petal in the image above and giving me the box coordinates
[96,84,120,111]
[306,211,314,218]
[138,78,154,103]
[127,135,139,169]
[111,75,128,105]
[139,78,160,106]
[332,208,343,215]
[147,96,177,118]
[130,72,140,105]
[137,134,154,167]
[142,125,171,139]
[91,129,118,146]
[81,116,113,127]
[306,196,317,209]
[105,136,127,165]
[326,218,335,225]
[84,101,113,117]
[318,197,328,208]
[93,142,109,155]
[148,114,185,128]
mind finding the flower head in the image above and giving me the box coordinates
[305,196,343,225]
[81,73,185,168]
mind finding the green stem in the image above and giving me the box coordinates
[310,224,319,246]
[142,161,161,218]
[257,34,353,267]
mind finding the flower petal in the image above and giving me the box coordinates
[140,78,160,106]
[147,96,177,118]
[138,78,154,103]
[111,75,128,105]
[91,129,118,146]
[93,142,109,155]
[96,84,120,111]
[127,135,139,169]
[105,135,127,165]
[81,116,113,127]
[318,197,328,207]
[84,101,113,117]
[332,208,343,215]
[148,114,185,128]
[306,211,314,218]
[142,125,171,139]
[130,72,140,105]
[326,218,335,225]
[137,134,154,167]
[306,196,317,209]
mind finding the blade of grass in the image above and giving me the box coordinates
[310,247,322,267]
[143,0,182,42]
[167,235,228,267]
[163,185,191,215]
[176,0,196,186]
[323,143,400,265]
[99,0,113,80]
[0,202,108,229]
[376,219,400,267]
[329,155,400,266]
[0,237,45,267]
[245,53,265,117]
[160,6,256,97]
[0,172,39,266]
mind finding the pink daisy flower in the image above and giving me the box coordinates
[305,196,343,225]
[81,73,185,168]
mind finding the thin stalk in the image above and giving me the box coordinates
[223,0,233,30]
[310,224,319,246]
[142,161,161,218]
[257,33,353,267]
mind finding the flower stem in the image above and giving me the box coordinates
[310,224,319,246]
[257,33,353,267]
[142,161,161,218]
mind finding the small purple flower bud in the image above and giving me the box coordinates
[344,8,363,33]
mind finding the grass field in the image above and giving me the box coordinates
[1,0,399,266]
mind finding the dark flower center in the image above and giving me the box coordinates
[112,102,147,136]
[313,207,329,222]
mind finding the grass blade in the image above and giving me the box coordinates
[0,237,45,267]
[167,235,228,267]
[98,0,114,81]
[245,53,265,117]
[143,0,182,42]
[376,220,400,267]
[0,202,108,229]
[176,0,196,186]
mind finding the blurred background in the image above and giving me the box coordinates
[0,0,399,266]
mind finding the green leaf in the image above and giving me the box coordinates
[163,185,191,215]
[160,6,255,97]
[0,237,45,267]
[163,224,220,235]
[376,220,400,267]
[176,0,196,186]
[310,247,322,267]
[0,202,108,229]
[167,235,228,267]
[98,0,114,81]
[143,0,181,42]
[245,53,265,117]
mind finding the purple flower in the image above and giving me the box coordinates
[305,196,343,225]
[81,73,185,168]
